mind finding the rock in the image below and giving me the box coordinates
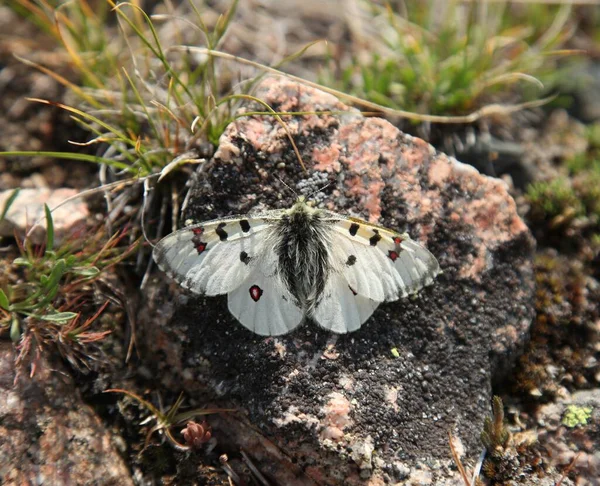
[567,59,600,123]
[0,188,89,244]
[0,342,133,486]
[145,77,535,483]
[537,389,600,485]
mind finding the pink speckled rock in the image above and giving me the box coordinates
[0,188,89,244]
[147,77,535,484]
[0,343,133,486]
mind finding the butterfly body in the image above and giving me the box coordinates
[273,200,331,313]
[153,198,440,336]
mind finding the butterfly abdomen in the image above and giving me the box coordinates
[274,206,331,312]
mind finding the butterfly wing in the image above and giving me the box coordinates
[312,216,440,333]
[311,272,380,333]
[153,216,271,295]
[227,263,304,336]
[328,219,440,302]
[153,214,304,336]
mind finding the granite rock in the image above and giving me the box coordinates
[0,343,133,486]
[145,77,536,484]
[0,188,89,244]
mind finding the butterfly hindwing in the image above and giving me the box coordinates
[152,217,270,295]
[228,268,304,336]
[312,273,379,333]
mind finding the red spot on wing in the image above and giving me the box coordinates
[196,242,207,254]
[192,227,204,236]
[388,250,399,262]
[393,236,403,245]
[249,285,263,302]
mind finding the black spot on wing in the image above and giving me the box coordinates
[239,220,251,233]
[346,255,357,266]
[369,230,382,247]
[216,222,228,241]
[349,223,359,236]
[240,251,251,265]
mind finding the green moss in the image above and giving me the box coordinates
[526,178,585,222]
[562,405,593,428]
[512,251,600,402]
[586,122,600,149]
[574,171,600,218]
[481,396,510,451]
[566,122,600,175]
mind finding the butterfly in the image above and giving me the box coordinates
[153,197,440,336]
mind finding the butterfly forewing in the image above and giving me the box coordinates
[153,217,271,295]
[330,218,440,300]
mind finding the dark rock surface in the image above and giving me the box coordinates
[0,343,133,486]
[146,77,536,484]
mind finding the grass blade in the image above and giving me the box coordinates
[0,289,9,310]
[37,311,78,323]
[0,188,20,222]
[10,316,21,342]
[44,204,54,252]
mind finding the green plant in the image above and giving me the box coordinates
[527,177,585,225]
[320,1,574,117]
[567,122,600,175]
[481,396,510,452]
[0,205,136,372]
[562,405,592,428]
[8,0,245,179]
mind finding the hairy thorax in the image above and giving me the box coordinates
[274,207,330,311]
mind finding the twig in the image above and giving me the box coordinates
[172,47,556,124]
[24,174,159,244]
[556,453,581,486]
[449,432,471,486]
[240,449,271,486]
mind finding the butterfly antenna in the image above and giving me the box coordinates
[306,181,333,200]
[276,176,298,199]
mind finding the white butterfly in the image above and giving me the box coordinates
[153,197,440,336]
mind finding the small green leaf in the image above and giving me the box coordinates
[72,266,100,277]
[37,311,78,323]
[13,257,32,267]
[44,203,54,252]
[10,316,20,342]
[0,289,9,310]
[0,188,20,222]
[391,347,400,358]
[44,259,66,290]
